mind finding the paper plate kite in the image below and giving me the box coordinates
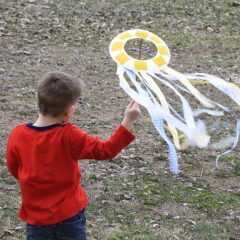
[109,29,240,174]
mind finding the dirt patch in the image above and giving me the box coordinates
[0,0,240,239]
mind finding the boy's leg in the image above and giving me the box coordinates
[26,224,57,240]
[57,209,87,240]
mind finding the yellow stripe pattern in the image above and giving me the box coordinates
[109,29,171,72]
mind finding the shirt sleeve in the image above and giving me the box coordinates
[6,129,19,179]
[69,124,136,160]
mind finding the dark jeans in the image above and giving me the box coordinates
[26,210,87,240]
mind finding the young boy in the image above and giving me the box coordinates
[6,71,141,240]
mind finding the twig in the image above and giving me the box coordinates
[138,39,143,60]
[200,160,204,177]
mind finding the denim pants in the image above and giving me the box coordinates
[26,209,87,240]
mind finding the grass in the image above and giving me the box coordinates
[3,0,239,49]
[1,0,240,239]
[85,173,240,238]
[219,156,240,176]
[191,222,230,240]
[0,153,5,166]
[130,175,239,214]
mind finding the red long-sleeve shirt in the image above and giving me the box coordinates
[6,123,135,225]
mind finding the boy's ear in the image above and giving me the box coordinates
[64,105,75,117]
[70,105,76,113]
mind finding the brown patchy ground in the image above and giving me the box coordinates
[0,0,240,239]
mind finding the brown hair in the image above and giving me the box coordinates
[37,71,81,117]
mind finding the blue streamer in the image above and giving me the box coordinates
[149,111,179,174]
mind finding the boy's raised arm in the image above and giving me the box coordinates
[70,100,141,160]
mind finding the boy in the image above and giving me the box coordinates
[6,71,141,240]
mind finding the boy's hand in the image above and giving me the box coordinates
[122,100,141,131]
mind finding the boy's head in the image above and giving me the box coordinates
[37,71,81,117]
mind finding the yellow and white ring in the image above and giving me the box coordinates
[109,29,171,72]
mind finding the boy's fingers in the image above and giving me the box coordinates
[128,100,135,108]
[127,100,135,109]
[127,100,141,114]
[133,102,140,109]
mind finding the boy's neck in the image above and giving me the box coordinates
[34,114,64,127]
